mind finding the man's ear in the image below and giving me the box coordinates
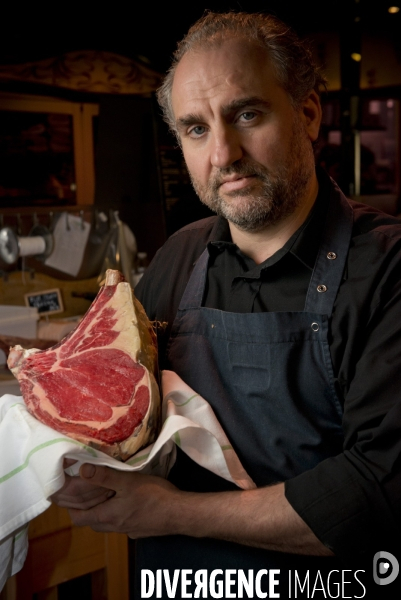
[301,90,322,142]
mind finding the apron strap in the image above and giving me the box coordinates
[178,183,354,317]
[304,184,353,315]
[177,248,210,310]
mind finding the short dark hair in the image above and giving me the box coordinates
[157,11,327,138]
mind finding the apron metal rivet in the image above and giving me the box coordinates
[317,284,327,293]
[311,322,320,332]
[327,251,337,260]
[211,324,215,328]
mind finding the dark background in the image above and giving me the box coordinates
[1,1,399,72]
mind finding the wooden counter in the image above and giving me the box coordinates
[1,504,129,600]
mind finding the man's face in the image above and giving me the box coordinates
[171,39,321,232]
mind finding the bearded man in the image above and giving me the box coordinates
[53,12,401,598]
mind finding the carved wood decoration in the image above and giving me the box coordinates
[0,50,162,95]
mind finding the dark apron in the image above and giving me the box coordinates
[135,187,354,598]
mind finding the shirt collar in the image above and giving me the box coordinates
[207,168,331,272]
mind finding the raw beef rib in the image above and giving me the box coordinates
[7,270,160,460]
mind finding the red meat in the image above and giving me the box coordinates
[7,270,160,460]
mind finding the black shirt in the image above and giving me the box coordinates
[203,174,327,313]
[135,171,401,560]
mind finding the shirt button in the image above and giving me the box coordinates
[317,284,327,293]
[327,251,337,260]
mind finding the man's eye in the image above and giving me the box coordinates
[189,125,206,137]
[240,112,256,121]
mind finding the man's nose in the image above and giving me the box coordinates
[210,127,243,168]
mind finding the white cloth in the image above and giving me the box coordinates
[0,370,255,591]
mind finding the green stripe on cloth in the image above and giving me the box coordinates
[0,438,97,485]
[15,526,28,541]
[126,453,151,465]
[169,394,199,407]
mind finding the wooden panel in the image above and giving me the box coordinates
[29,504,72,539]
[37,588,58,600]
[91,569,107,600]
[1,525,129,600]
[0,575,16,600]
[81,104,99,205]
[28,527,106,592]
[0,93,98,207]
[105,534,129,600]
[0,271,99,318]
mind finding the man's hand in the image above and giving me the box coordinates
[66,464,181,538]
[50,459,115,510]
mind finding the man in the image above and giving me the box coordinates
[53,12,401,597]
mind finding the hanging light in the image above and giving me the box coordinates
[388,6,400,13]
[351,53,362,62]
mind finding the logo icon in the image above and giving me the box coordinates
[373,551,399,586]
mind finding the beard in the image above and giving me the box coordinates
[189,116,316,233]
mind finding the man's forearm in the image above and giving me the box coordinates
[64,466,332,556]
[165,482,332,556]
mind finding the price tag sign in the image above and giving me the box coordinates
[24,288,64,315]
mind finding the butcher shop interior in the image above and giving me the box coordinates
[0,1,400,598]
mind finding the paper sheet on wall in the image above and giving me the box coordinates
[45,213,90,276]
